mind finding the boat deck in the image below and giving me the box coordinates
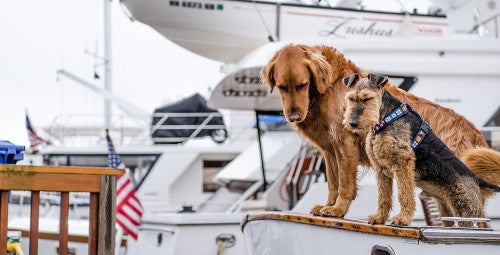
[242,212,500,244]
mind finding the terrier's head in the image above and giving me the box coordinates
[342,73,388,134]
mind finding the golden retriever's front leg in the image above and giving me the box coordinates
[320,138,358,217]
[310,150,339,215]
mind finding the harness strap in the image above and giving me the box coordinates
[411,119,430,150]
[373,103,430,151]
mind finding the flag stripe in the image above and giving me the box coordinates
[106,132,143,240]
[119,205,141,225]
[116,217,139,240]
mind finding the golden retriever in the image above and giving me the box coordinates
[260,43,500,218]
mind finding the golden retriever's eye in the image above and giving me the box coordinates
[277,86,287,92]
[296,83,307,91]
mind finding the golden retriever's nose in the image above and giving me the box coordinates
[288,111,301,122]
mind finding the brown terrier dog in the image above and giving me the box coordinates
[342,73,500,226]
[260,43,500,219]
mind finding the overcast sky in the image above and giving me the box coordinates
[0,0,225,146]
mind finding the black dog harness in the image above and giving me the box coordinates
[373,103,430,150]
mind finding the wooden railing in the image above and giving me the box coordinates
[0,165,123,255]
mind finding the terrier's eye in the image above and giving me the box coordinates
[296,83,307,91]
[362,97,372,102]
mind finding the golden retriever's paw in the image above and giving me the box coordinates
[367,213,388,225]
[319,205,347,218]
[390,214,412,226]
[310,205,324,216]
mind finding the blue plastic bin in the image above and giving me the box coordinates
[0,140,25,164]
[0,141,25,202]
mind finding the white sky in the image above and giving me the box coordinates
[0,0,224,146]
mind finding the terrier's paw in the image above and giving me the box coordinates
[367,213,388,225]
[310,205,324,216]
[391,214,412,226]
[319,205,347,218]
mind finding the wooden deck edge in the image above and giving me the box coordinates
[0,165,123,176]
[242,212,422,239]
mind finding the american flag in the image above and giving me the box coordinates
[25,111,51,148]
[106,131,143,240]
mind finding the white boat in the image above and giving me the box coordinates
[119,0,500,63]
[112,0,500,254]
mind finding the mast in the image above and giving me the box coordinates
[104,0,112,129]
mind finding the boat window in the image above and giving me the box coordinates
[386,75,418,91]
[203,160,232,193]
[371,244,396,255]
[256,114,293,132]
[483,106,500,150]
[43,153,160,189]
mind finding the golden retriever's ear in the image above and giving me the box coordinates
[305,50,331,94]
[260,61,276,93]
[368,73,388,88]
[343,73,360,88]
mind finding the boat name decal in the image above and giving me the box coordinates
[169,0,223,10]
[234,75,260,85]
[434,98,461,103]
[222,89,268,97]
[319,17,396,38]
[222,75,267,97]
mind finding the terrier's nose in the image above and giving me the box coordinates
[349,121,358,128]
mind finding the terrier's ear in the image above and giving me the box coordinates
[342,73,360,88]
[368,73,388,88]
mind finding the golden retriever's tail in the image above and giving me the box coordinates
[461,147,500,200]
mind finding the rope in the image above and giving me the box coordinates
[252,0,276,41]
[217,239,225,255]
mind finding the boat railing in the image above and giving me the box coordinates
[441,217,492,229]
[419,191,443,226]
[472,12,500,38]
[285,144,323,209]
[150,112,227,144]
[0,165,122,255]
[44,114,145,146]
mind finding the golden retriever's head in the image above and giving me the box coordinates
[342,73,388,134]
[260,44,332,123]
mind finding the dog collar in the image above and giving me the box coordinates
[373,104,410,134]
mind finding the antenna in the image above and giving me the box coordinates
[104,0,112,130]
[56,69,149,128]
